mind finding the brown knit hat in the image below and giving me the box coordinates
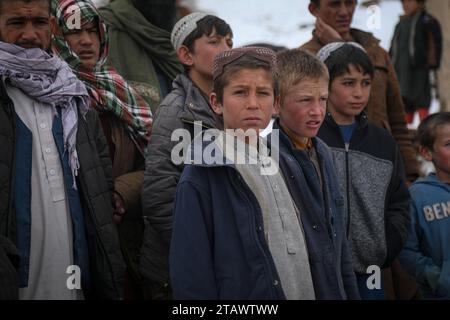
[212,47,278,81]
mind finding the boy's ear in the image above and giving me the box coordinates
[419,145,433,162]
[273,95,281,116]
[177,45,194,67]
[210,92,223,116]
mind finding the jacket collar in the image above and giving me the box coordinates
[186,128,274,170]
[174,73,223,130]
[272,118,321,154]
[323,111,369,130]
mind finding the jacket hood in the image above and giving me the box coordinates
[412,173,450,192]
[172,73,223,130]
[323,111,369,130]
[183,129,280,174]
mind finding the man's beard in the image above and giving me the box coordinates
[133,0,177,32]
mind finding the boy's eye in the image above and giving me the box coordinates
[343,81,354,87]
[65,29,82,35]
[362,80,372,87]
[233,90,246,95]
[329,1,341,8]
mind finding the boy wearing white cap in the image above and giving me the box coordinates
[140,13,233,299]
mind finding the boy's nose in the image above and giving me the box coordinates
[219,39,231,50]
[247,93,260,109]
[353,85,363,97]
[80,31,94,45]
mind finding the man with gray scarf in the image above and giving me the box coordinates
[0,0,125,300]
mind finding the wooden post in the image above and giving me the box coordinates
[426,0,450,112]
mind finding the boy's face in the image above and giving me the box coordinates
[421,124,450,182]
[328,64,372,124]
[63,21,101,71]
[276,77,328,139]
[184,28,233,78]
[402,0,423,16]
[211,68,275,133]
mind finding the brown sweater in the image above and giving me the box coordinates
[301,28,419,183]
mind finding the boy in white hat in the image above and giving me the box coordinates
[140,13,233,299]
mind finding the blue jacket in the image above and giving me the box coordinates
[169,133,287,300]
[271,120,360,300]
[399,174,450,299]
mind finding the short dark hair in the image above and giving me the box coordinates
[0,0,51,14]
[310,0,359,7]
[213,55,278,104]
[183,15,233,53]
[418,112,450,151]
[400,0,426,3]
[323,44,374,84]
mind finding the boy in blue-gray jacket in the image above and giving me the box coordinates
[316,43,411,300]
[399,112,450,299]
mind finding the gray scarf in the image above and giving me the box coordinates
[0,42,90,187]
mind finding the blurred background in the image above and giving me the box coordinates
[93,0,449,120]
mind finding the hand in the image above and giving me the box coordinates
[315,17,342,45]
[113,192,126,224]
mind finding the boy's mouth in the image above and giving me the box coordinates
[78,50,96,59]
[350,102,365,108]
[306,120,321,128]
[243,117,261,122]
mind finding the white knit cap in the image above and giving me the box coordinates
[317,42,367,63]
[171,12,209,51]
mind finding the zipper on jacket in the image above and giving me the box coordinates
[344,142,351,237]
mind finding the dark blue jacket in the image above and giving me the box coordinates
[0,81,125,299]
[270,120,360,300]
[169,134,286,300]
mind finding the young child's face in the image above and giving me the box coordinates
[328,64,372,125]
[402,0,423,16]
[276,77,328,139]
[189,29,233,78]
[421,124,450,181]
[211,68,275,133]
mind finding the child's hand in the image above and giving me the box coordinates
[113,192,126,224]
[315,17,343,44]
